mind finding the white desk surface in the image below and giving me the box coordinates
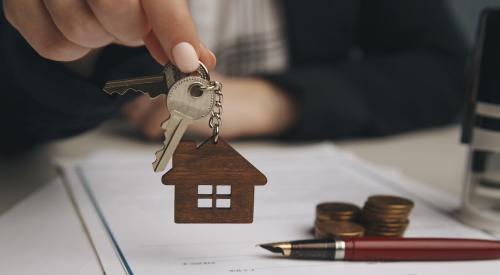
[54,122,468,195]
[0,123,469,274]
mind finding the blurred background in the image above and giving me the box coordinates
[2,0,500,214]
[451,0,500,45]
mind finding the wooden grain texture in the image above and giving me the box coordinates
[162,139,267,223]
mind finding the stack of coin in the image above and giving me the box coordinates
[315,220,365,238]
[360,195,414,237]
[316,202,361,222]
[314,202,364,238]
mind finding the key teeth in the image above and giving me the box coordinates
[102,88,117,95]
[160,119,169,129]
[103,87,139,96]
[152,146,167,172]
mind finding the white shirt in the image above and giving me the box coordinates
[189,0,289,76]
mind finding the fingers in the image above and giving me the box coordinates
[198,42,217,70]
[144,32,216,70]
[141,0,215,72]
[3,0,90,61]
[143,30,168,65]
[4,0,217,68]
[43,0,113,48]
[87,0,149,46]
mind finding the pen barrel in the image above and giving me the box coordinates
[344,237,500,261]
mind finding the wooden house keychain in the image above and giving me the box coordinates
[103,63,267,223]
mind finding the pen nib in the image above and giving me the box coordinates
[258,242,291,256]
[259,244,282,254]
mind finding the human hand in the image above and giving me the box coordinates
[2,0,215,72]
[123,73,296,141]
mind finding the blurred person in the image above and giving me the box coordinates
[0,0,466,154]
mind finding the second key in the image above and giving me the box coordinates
[152,76,215,172]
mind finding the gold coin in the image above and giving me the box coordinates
[365,231,404,237]
[361,214,407,224]
[317,202,360,217]
[364,222,408,236]
[366,231,404,236]
[361,214,408,223]
[362,204,412,215]
[314,221,365,238]
[364,221,409,230]
[362,206,410,216]
[365,227,407,234]
[315,227,364,238]
[361,205,411,218]
[317,214,356,222]
[315,228,335,239]
[367,195,414,210]
[365,226,408,233]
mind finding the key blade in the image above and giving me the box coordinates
[152,146,171,173]
[152,76,215,173]
[152,115,190,172]
[103,75,166,98]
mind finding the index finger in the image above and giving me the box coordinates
[141,0,215,72]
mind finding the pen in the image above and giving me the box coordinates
[258,237,500,261]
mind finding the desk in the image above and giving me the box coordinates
[54,123,468,195]
[0,123,468,274]
[338,125,467,196]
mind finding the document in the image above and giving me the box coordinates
[0,178,102,275]
[60,143,500,275]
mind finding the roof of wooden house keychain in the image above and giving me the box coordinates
[162,139,267,223]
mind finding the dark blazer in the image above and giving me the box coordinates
[0,0,466,154]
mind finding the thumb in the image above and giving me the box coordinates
[141,0,215,72]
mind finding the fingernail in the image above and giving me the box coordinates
[172,42,199,73]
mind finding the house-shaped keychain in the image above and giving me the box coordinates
[162,139,267,223]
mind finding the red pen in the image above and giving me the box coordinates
[259,237,500,261]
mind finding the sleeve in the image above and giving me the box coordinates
[0,7,161,154]
[265,0,467,140]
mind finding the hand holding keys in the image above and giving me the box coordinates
[103,63,222,172]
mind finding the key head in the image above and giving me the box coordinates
[102,62,210,98]
[167,76,215,121]
[163,62,210,89]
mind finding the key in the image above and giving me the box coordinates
[102,62,210,98]
[152,76,215,172]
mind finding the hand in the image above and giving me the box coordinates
[123,74,297,141]
[2,0,215,72]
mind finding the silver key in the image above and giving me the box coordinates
[102,62,210,98]
[152,76,215,172]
